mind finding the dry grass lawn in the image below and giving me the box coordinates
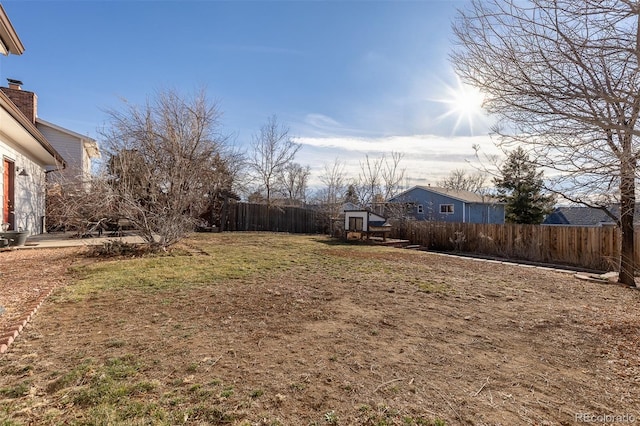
[0,232,639,425]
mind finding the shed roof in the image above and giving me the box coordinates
[344,209,386,222]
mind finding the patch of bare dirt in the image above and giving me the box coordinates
[0,248,79,340]
[1,239,639,425]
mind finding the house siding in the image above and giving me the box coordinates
[37,124,86,178]
[466,203,505,224]
[394,187,466,222]
[0,6,65,235]
[1,139,47,234]
[389,186,505,224]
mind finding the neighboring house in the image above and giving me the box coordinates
[0,6,66,234]
[341,202,360,212]
[36,118,100,185]
[387,185,505,224]
[543,205,638,226]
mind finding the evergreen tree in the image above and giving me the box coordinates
[494,147,554,224]
[344,184,359,205]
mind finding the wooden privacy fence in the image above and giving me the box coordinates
[223,202,319,234]
[389,220,624,272]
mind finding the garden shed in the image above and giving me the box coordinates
[343,209,391,241]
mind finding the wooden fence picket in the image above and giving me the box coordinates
[389,220,630,272]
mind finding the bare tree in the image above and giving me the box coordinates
[354,154,382,209]
[279,162,310,205]
[314,158,348,234]
[381,151,406,200]
[452,0,640,285]
[99,87,233,250]
[247,115,301,205]
[353,152,406,215]
[319,158,347,207]
[439,168,487,194]
[45,177,112,235]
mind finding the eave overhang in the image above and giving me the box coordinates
[0,91,66,167]
[0,4,24,56]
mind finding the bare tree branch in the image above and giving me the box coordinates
[452,0,640,285]
[247,115,301,205]
[95,87,235,250]
[439,168,488,194]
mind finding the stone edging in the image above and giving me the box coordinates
[0,285,57,354]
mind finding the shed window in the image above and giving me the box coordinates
[440,204,454,214]
[417,204,424,214]
[348,216,364,231]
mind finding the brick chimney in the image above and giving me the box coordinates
[1,79,37,124]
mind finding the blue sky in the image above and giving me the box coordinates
[0,0,497,188]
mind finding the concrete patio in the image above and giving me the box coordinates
[5,232,146,250]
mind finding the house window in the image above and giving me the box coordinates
[440,204,454,214]
[417,204,424,214]
[348,216,364,231]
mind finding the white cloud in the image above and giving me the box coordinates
[297,134,495,155]
[294,133,502,191]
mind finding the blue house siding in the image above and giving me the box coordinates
[388,186,505,224]
[466,203,505,224]
[422,198,464,222]
[395,188,464,222]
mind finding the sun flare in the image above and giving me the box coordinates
[437,77,487,135]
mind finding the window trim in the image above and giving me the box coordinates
[439,204,454,214]
[417,204,424,214]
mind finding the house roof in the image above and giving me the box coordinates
[0,5,65,167]
[342,202,361,212]
[389,185,500,204]
[0,91,66,167]
[36,118,101,158]
[543,205,639,226]
[543,207,612,226]
[0,4,24,56]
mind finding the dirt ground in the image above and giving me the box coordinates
[0,248,78,340]
[1,235,640,425]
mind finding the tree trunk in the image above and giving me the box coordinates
[619,154,636,286]
[220,196,228,232]
[620,207,635,286]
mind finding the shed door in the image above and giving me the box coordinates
[348,216,363,231]
[3,159,15,230]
